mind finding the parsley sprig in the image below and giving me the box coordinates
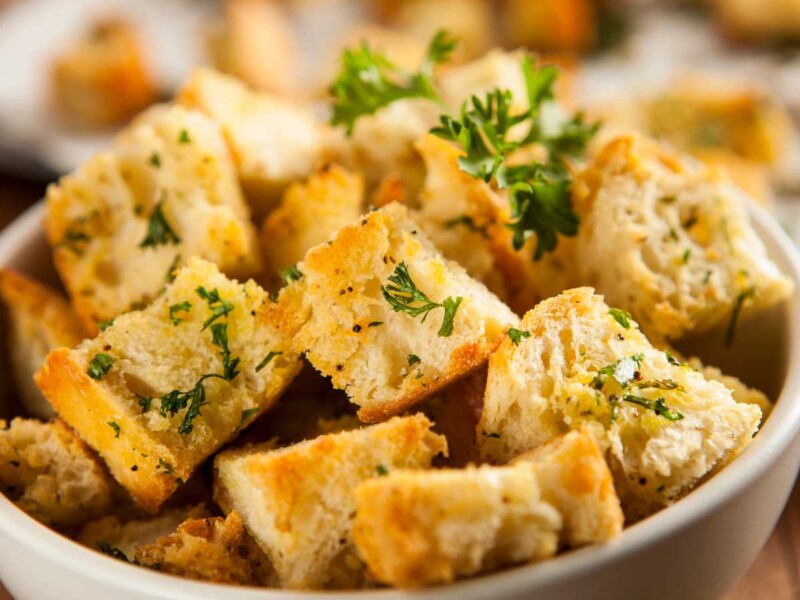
[330,29,456,134]
[432,55,598,260]
[381,261,462,337]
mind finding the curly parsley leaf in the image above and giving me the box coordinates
[381,261,462,337]
[140,200,180,249]
[87,353,114,380]
[196,286,234,330]
[330,29,456,134]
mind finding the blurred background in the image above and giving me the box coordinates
[0,1,798,598]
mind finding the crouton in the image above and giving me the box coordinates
[46,104,261,333]
[35,258,302,512]
[78,504,208,559]
[571,135,792,343]
[414,134,549,315]
[261,163,364,286]
[352,463,562,588]
[50,17,157,128]
[286,202,519,422]
[134,511,273,585]
[502,0,597,53]
[0,270,85,418]
[177,68,326,219]
[687,357,773,419]
[513,428,624,545]
[328,98,440,198]
[213,414,447,589]
[712,0,800,45]
[478,287,762,520]
[0,418,111,529]
[207,0,298,96]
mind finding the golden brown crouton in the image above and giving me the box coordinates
[0,270,85,418]
[285,202,519,423]
[134,511,273,585]
[46,104,262,333]
[571,134,792,343]
[0,418,111,529]
[214,414,447,589]
[352,463,562,588]
[261,163,364,286]
[35,258,302,512]
[479,287,762,521]
[50,17,157,128]
[177,68,327,220]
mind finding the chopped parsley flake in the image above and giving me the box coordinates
[620,394,684,421]
[178,129,191,144]
[157,458,175,475]
[196,286,234,330]
[255,351,282,373]
[168,301,192,325]
[87,353,114,380]
[407,354,421,366]
[107,421,121,438]
[279,265,303,285]
[139,200,180,249]
[726,286,757,346]
[210,322,240,381]
[591,354,643,390]
[239,408,259,428]
[444,215,489,238]
[149,153,161,168]
[507,328,531,345]
[381,261,462,337]
[608,308,633,329]
[136,394,153,413]
[376,464,389,476]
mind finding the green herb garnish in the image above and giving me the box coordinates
[196,286,234,330]
[107,421,121,438]
[157,458,175,475]
[168,301,192,325]
[408,354,421,366]
[178,129,191,144]
[726,286,756,346]
[279,265,303,285]
[57,227,91,256]
[139,200,180,249]
[444,215,489,238]
[507,328,531,345]
[210,322,240,381]
[376,464,389,476]
[608,308,633,329]
[330,29,456,134]
[591,354,643,390]
[136,394,153,413]
[97,542,134,563]
[381,261,462,337]
[87,353,114,380]
[149,153,161,168]
[239,408,259,428]
[255,351,282,373]
[620,394,684,421]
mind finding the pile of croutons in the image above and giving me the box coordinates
[0,33,791,591]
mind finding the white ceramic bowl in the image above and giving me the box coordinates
[1,201,800,600]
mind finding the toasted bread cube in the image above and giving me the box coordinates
[414,134,557,315]
[478,287,762,520]
[502,0,597,53]
[261,163,364,285]
[329,98,440,198]
[571,135,792,343]
[177,68,326,219]
[214,414,447,589]
[0,270,85,418]
[0,418,111,529]
[35,258,302,512]
[134,511,273,585]
[46,105,261,333]
[287,203,519,422]
[352,463,562,588]
[513,428,624,545]
[712,0,800,44]
[78,504,208,559]
[687,357,773,420]
[50,17,157,128]
[207,0,298,96]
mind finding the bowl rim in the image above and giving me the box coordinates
[1,200,800,599]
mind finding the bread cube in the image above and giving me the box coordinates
[134,511,273,585]
[35,258,302,512]
[46,104,261,333]
[514,428,624,545]
[571,135,792,343]
[213,414,447,589]
[50,17,157,128]
[502,0,597,53]
[0,418,111,529]
[0,270,85,418]
[261,163,364,286]
[478,287,762,520]
[287,202,519,422]
[177,68,326,219]
[687,357,773,419]
[352,463,562,588]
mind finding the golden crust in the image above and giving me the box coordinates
[214,414,447,589]
[289,202,518,423]
[35,258,302,512]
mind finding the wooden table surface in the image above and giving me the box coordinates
[0,177,798,600]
